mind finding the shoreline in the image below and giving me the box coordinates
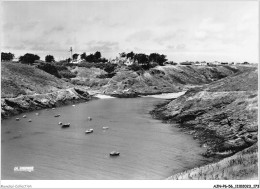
[150,89,258,180]
[1,90,185,119]
[1,87,92,119]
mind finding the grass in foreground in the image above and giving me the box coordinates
[168,143,258,180]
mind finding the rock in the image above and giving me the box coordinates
[1,87,91,119]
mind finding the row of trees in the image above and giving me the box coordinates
[120,51,167,66]
[1,52,55,64]
[2,51,167,66]
[79,51,107,63]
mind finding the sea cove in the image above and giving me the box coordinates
[1,96,207,180]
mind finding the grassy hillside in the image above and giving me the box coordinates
[168,143,258,180]
[1,62,72,98]
[99,65,247,96]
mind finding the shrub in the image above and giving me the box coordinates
[55,65,69,71]
[128,63,143,71]
[37,63,61,78]
[58,70,77,79]
[78,62,117,73]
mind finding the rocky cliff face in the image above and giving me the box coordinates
[1,87,90,119]
[150,66,258,179]
[152,67,258,158]
[1,63,90,118]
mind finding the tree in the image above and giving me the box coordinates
[157,54,167,66]
[80,52,87,60]
[72,53,79,60]
[67,58,71,63]
[85,54,95,62]
[99,57,108,63]
[1,52,14,61]
[148,53,167,66]
[126,51,135,59]
[19,53,40,64]
[94,51,101,60]
[45,55,55,62]
[119,52,126,58]
[134,53,149,64]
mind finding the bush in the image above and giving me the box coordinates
[55,65,69,71]
[104,63,117,73]
[37,63,61,78]
[58,70,77,79]
[78,62,118,73]
[128,63,143,71]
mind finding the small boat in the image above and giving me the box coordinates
[16,118,20,121]
[23,115,27,118]
[28,119,32,122]
[52,108,55,110]
[85,129,94,134]
[35,113,39,116]
[88,117,92,121]
[58,122,62,125]
[72,105,75,107]
[61,123,70,128]
[110,151,120,156]
[54,114,60,117]
[102,127,109,130]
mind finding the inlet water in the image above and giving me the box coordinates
[1,97,207,180]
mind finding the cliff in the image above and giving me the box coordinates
[151,67,258,179]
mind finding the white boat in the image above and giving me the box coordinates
[28,119,32,122]
[58,122,62,125]
[110,151,120,156]
[16,118,20,121]
[61,123,70,128]
[23,115,26,118]
[85,129,94,134]
[102,127,109,130]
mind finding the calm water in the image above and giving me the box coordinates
[1,97,206,180]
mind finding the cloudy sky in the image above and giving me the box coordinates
[1,1,259,62]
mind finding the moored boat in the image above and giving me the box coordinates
[85,128,94,134]
[61,123,70,128]
[110,151,120,156]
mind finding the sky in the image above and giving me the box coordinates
[1,1,259,62]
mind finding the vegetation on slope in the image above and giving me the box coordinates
[1,62,72,98]
[99,65,244,96]
[168,143,258,180]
